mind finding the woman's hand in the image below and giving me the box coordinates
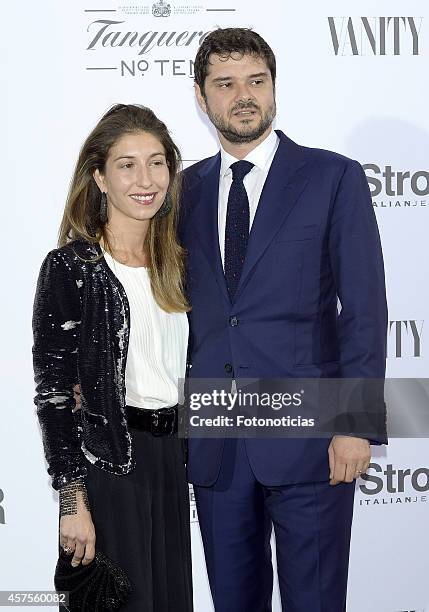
[59,488,96,567]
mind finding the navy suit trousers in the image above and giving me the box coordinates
[194,438,355,612]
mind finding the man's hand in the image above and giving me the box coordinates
[328,435,371,485]
[72,384,81,412]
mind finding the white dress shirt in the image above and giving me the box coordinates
[103,250,189,410]
[218,129,280,267]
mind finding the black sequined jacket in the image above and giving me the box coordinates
[32,240,135,491]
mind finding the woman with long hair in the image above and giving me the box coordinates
[32,104,192,611]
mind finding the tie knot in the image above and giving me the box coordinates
[230,160,254,182]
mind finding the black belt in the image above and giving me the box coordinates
[125,404,178,436]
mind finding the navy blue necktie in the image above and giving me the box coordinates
[224,160,254,301]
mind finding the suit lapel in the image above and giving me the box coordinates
[234,131,309,301]
[188,153,231,305]
[186,132,310,305]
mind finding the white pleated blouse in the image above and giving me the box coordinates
[103,250,189,411]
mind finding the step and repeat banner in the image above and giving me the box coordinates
[1,0,428,610]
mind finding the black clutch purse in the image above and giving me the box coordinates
[54,548,132,611]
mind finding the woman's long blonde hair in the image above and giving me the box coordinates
[58,104,189,313]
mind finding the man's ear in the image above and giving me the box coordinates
[93,168,106,193]
[194,83,208,114]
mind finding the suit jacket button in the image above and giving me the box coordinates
[224,363,233,373]
[229,316,239,327]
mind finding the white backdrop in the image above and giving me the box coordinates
[1,1,428,610]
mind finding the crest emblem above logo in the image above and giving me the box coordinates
[152,0,172,17]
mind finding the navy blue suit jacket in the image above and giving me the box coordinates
[179,131,387,487]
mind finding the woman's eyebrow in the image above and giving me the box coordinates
[113,152,165,162]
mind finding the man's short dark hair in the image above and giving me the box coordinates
[194,28,276,96]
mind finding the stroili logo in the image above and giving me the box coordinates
[0,489,5,524]
[388,320,423,358]
[152,0,171,17]
[328,17,423,56]
[358,462,429,507]
[364,164,429,209]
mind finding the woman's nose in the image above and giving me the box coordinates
[136,165,152,189]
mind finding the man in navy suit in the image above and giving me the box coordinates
[180,28,387,611]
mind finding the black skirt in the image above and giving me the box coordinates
[75,427,193,611]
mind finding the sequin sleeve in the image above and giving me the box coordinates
[32,250,88,491]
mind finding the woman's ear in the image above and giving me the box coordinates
[93,168,105,193]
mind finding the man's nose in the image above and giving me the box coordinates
[234,82,254,102]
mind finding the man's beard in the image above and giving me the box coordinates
[205,99,276,144]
